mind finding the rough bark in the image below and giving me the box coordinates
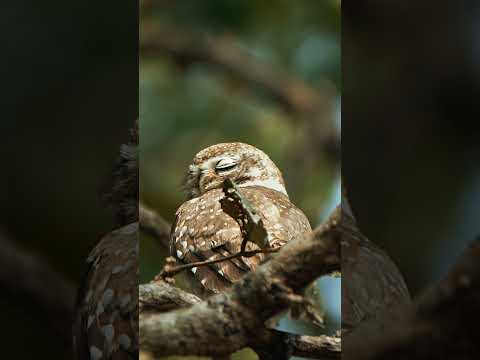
[140,201,480,360]
[139,207,341,358]
[140,273,341,360]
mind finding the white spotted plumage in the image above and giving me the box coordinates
[73,223,139,359]
[170,142,312,297]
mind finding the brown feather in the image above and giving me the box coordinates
[170,186,312,295]
[73,223,139,359]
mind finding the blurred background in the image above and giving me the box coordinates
[343,1,480,296]
[4,0,479,359]
[0,1,136,358]
[139,0,340,359]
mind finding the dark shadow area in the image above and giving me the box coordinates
[0,1,137,358]
[343,0,480,296]
[343,1,480,359]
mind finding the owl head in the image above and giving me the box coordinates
[184,142,287,199]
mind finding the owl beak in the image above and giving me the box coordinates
[200,169,220,193]
[201,169,216,178]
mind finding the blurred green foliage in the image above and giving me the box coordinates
[140,1,340,359]
[140,0,340,273]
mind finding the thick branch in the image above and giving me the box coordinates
[344,236,480,360]
[286,334,341,359]
[139,202,171,249]
[0,231,75,352]
[253,330,341,360]
[139,281,201,313]
[139,280,340,359]
[140,207,341,357]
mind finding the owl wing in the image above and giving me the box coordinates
[171,189,251,295]
[242,186,312,247]
[73,222,139,360]
[170,187,312,296]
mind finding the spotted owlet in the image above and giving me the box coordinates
[170,142,312,297]
[73,121,139,360]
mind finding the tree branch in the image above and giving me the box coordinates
[158,248,277,279]
[139,206,341,357]
[285,334,341,359]
[141,24,327,115]
[139,281,201,313]
[139,202,171,249]
[252,329,341,360]
[0,231,75,354]
[140,23,340,160]
[344,236,480,360]
[139,280,340,359]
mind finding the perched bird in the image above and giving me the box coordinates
[341,188,411,331]
[170,142,312,297]
[73,122,139,360]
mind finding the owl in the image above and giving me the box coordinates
[170,142,312,297]
[341,188,410,332]
[73,121,139,360]
[73,223,139,360]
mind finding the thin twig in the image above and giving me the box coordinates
[158,248,279,279]
[140,208,341,357]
